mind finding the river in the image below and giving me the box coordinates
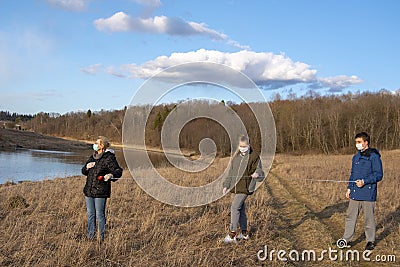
[0,148,171,184]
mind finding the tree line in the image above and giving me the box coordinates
[0,111,34,122]
[23,91,400,154]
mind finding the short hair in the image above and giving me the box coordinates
[98,136,110,149]
[239,135,250,145]
[355,132,370,145]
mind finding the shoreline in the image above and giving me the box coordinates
[0,128,90,152]
[0,128,197,157]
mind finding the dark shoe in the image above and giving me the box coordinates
[365,242,375,250]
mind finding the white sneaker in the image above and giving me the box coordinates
[223,234,237,244]
[237,233,249,240]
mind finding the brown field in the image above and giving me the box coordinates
[0,151,399,266]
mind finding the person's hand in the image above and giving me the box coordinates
[104,174,113,181]
[251,172,259,179]
[356,179,364,188]
[223,187,228,195]
[86,162,95,169]
[346,188,351,199]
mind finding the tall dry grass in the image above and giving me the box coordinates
[0,151,399,266]
[273,150,400,258]
[0,168,275,266]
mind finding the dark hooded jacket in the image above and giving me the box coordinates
[223,148,264,195]
[82,149,122,198]
[348,148,383,201]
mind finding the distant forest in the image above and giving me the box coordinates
[0,111,34,122]
[18,91,400,154]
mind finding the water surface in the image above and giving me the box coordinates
[0,148,173,184]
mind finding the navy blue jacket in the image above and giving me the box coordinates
[348,148,383,201]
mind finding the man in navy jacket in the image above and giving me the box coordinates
[339,132,383,250]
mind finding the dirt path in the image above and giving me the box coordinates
[264,160,377,266]
[265,173,341,265]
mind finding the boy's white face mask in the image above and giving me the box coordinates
[356,143,364,150]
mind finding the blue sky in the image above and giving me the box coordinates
[0,0,399,114]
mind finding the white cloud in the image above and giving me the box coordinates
[46,0,90,11]
[94,12,131,32]
[317,75,363,92]
[111,49,317,89]
[81,49,362,91]
[227,39,251,50]
[80,64,127,78]
[80,63,102,75]
[94,12,248,48]
[94,12,226,40]
[105,66,126,78]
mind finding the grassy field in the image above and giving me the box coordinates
[269,150,400,266]
[0,151,399,266]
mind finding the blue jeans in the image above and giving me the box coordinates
[85,197,107,240]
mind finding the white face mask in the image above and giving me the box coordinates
[93,143,99,151]
[355,143,364,150]
[239,146,249,154]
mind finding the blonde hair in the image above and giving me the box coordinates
[98,136,110,149]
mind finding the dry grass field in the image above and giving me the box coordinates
[269,150,400,266]
[0,151,399,266]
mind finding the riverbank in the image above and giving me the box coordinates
[0,128,90,152]
[0,127,206,158]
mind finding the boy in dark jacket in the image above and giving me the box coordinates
[338,132,383,250]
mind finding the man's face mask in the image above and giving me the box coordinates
[355,143,364,150]
[355,137,367,151]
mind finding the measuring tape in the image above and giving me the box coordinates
[281,177,357,183]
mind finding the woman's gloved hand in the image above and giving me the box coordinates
[86,162,95,169]
[103,174,113,181]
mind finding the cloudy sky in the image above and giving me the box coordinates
[1,0,399,114]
